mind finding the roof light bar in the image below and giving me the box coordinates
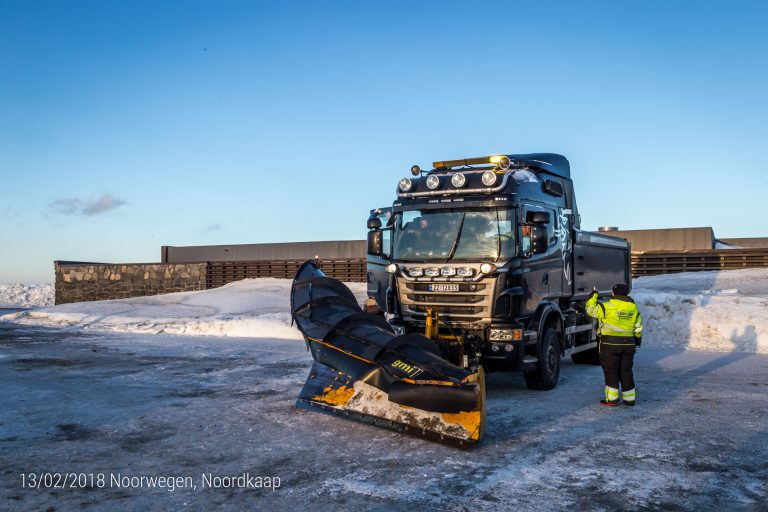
[433,154,513,169]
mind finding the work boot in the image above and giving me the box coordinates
[622,388,636,406]
[602,386,620,406]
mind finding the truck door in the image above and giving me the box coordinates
[521,204,563,313]
[546,206,564,298]
[366,207,393,308]
[521,205,551,314]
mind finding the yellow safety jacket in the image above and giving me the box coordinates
[586,293,643,345]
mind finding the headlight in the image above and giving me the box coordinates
[407,267,423,277]
[386,263,399,274]
[440,267,456,276]
[480,263,496,274]
[398,178,412,192]
[450,173,466,188]
[456,267,473,277]
[481,171,497,187]
[424,267,439,277]
[426,175,440,190]
[490,329,523,341]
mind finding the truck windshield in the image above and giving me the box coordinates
[392,209,516,262]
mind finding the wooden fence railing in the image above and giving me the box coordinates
[631,249,768,277]
[204,250,768,288]
[205,259,367,288]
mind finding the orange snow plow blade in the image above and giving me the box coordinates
[290,261,485,447]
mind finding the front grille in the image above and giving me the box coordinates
[409,305,482,315]
[397,276,495,322]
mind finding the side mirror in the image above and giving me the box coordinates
[367,217,382,230]
[521,224,548,257]
[367,230,383,256]
[532,225,548,254]
[531,212,550,224]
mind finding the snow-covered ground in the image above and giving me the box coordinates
[633,268,768,353]
[0,283,54,308]
[2,268,766,353]
[0,278,367,339]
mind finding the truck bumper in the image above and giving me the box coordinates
[481,340,527,372]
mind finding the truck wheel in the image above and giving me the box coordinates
[524,327,561,391]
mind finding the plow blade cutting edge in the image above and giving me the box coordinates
[290,261,486,446]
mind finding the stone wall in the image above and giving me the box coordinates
[54,262,207,305]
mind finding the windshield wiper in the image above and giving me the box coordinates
[445,213,466,262]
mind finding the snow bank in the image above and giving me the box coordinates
[632,268,768,353]
[0,284,54,308]
[2,269,766,353]
[1,278,368,340]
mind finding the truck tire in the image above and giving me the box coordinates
[571,344,600,365]
[524,327,561,391]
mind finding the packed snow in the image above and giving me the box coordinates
[2,269,767,353]
[0,278,367,340]
[0,283,54,308]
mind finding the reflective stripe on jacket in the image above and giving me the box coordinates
[586,293,643,339]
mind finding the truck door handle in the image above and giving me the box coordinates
[543,273,549,285]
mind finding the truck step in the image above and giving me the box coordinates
[523,356,538,364]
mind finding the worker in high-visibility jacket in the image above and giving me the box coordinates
[586,283,643,406]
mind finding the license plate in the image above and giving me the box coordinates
[429,284,459,292]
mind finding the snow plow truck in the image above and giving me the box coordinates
[290,153,631,446]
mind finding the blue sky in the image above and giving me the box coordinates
[1,1,767,283]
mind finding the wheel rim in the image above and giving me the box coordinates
[547,345,557,373]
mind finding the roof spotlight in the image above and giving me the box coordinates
[399,178,413,192]
[410,165,421,176]
[451,173,466,188]
[426,175,440,190]
[490,155,511,170]
[481,170,497,187]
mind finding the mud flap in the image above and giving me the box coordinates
[291,261,486,446]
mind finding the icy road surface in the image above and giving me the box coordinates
[1,323,766,511]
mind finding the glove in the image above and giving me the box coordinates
[589,286,598,300]
[635,336,642,350]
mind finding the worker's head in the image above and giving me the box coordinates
[612,283,630,297]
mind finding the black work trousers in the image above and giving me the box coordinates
[599,339,636,391]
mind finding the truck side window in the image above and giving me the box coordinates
[522,205,554,256]
[547,208,557,246]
